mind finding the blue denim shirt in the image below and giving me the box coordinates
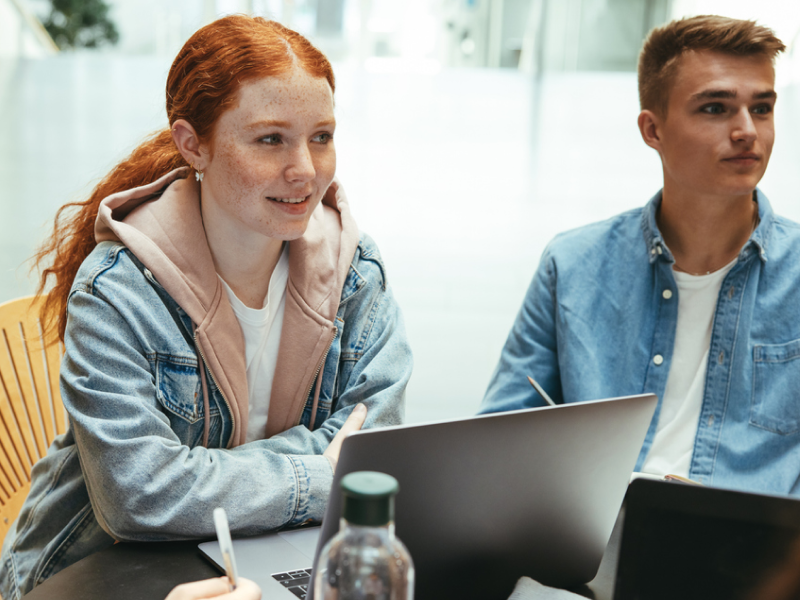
[481,190,800,496]
[0,233,411,599]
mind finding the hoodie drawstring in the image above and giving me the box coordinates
[193,323,211,448]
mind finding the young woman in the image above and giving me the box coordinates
[0,16,411,598]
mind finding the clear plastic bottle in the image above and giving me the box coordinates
[314,471,414,600]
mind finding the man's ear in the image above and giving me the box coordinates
[638,109,663,153]
[171,119,209,170]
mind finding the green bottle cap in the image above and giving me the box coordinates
[340,471,399,527]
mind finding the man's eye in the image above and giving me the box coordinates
[700,103,724,115]
[752,104,772,115]
[259,134,281,145]
[313,133,333,144]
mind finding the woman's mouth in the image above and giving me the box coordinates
[268,196,307,204]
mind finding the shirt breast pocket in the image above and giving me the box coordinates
[154,354,209,446]
[750,340,800,435]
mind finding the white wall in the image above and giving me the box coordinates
[0,0,57,58]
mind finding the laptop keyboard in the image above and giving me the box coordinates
[272,568,312,599]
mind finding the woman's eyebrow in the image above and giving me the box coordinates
[246,119,291,130]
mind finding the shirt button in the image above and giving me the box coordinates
[653,354,664,366]
[662,289,673,299]
[656,246,663,255]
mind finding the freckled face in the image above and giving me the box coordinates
[200,68,336,241]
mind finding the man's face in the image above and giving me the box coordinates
[642,50,776,200]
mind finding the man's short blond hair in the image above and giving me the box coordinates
[638,15,785,117]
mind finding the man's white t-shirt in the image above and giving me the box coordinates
[640,258,737,477]
[219,245,289,443]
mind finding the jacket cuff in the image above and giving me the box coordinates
[287,454,335,526]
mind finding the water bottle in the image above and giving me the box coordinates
[314,471,414,599]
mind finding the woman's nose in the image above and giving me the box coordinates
[285,144,315,182]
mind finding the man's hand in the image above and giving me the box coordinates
[165,576,261,600]
[323,403,367,472]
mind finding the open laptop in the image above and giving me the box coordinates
[200,393,657,600]
[614,478,800,600]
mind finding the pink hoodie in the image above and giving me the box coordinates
[95,167,359,447]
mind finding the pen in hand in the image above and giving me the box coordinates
[527,376,557,407]
[213,507,239,591]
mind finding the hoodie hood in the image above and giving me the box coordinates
[95,167,359,447]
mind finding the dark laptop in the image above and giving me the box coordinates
[615,478,800,600]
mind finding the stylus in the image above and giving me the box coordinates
[527,376,557,406]
[213,507,239,591]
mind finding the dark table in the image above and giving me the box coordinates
[21,510,624,600]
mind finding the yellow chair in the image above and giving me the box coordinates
[0,296,66,543]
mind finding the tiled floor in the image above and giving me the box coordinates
[2,55,799,424]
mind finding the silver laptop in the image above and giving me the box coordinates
[200,393,657,600]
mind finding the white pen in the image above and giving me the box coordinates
[213,507,239,591]
[527,376,557,407]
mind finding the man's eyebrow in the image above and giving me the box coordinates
[690,89,778,102]
[753,90,778,100]
[691,89,736,101]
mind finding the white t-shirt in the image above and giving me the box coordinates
[219,245,289,443]
[641,258,737,477]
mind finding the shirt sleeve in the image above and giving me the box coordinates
[479,245,564,413]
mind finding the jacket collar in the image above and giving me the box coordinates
[95,167,359,446]
[641,188,773,267]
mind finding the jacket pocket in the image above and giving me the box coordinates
[750,340,800,435]
[154,354,216,446]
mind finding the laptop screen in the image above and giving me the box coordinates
[615,479,800,600]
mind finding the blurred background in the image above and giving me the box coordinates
[2,0,799,424]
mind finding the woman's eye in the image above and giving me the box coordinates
[700,103,724,115]
[259,134,282,145]
[313,132,333,144]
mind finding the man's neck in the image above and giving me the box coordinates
[657,185,758,276]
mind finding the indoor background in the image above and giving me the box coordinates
[2,0,799,424]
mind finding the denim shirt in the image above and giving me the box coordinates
[481,190,800,496]
[0,232,411,599]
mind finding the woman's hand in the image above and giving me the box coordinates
[323,403,367,471]
[165,576,261,600]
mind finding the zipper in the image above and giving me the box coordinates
[297,326,338,427]
[194,332,235,444]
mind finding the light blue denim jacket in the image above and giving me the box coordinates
[481,190,800,496]
[0,177,411,598]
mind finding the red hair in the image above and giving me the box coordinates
[33,16,335,341]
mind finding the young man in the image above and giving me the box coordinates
[480,15,800,495]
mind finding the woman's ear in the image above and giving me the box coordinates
[171,119,208,169]
[637,109,662,153]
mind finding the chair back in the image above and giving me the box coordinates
[0,296,66,543]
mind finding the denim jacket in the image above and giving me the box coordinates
[0,173,411,599]
[481,190,800,496]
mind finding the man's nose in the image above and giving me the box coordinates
[731,108,758,144]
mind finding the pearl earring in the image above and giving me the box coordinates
[195,169,204,182]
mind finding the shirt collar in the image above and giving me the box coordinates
[641,188,773,266]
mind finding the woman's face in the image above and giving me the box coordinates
[199,67,336,243]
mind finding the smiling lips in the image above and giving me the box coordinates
[268,196,308,204]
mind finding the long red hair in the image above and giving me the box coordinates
[33,16,335,341]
